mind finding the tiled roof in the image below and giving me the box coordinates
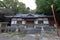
[0,22,8,24]
[4,13,53,18]
[15,14,46,17]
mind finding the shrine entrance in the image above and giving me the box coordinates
[25,18,34,29]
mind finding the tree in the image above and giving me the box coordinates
[0,0,28,15]
[18,3,30,14]
[36,0,60,25]
[36,0,50,14]
[36,0,60,14]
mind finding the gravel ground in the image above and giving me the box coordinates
[0,33,60,40]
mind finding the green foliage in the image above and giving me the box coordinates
[0,0,28,15]
[36,0,60,15]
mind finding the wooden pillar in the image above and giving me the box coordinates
[0,24,1,33]
[5,24,7,33]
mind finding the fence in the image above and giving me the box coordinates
[0,26,57,34]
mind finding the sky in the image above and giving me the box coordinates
[19,0,36,10]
